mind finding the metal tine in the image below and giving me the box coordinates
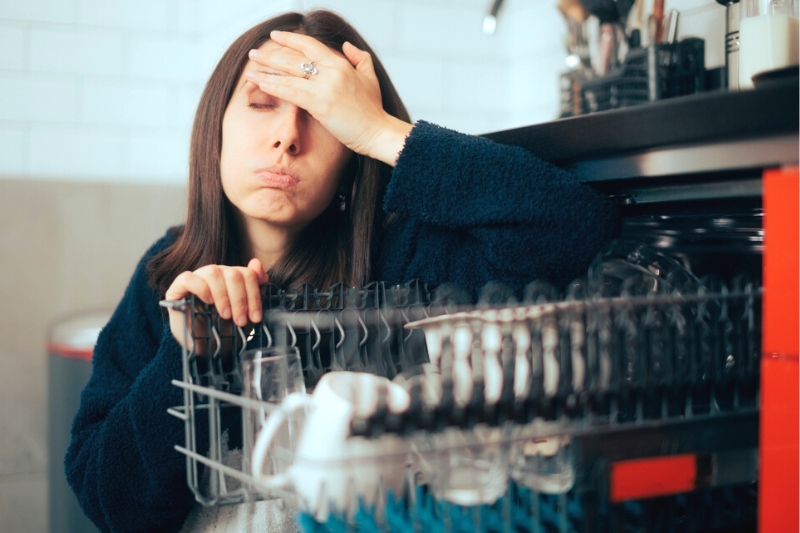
[732,274,759,408]
[511,316,533,420]
[451,320,476,416]
[498,317,517,424]
[283,286,299,311]
[326,282,351,310]
[640,291,667,420]
[295,313,314,374]
[493,316,517,425]
[389,306,410,349]
[523,280,560,420]
[395,307,419,373]
[613,281,641,423]
[565,278,590,394]
[357,311,384,375]
[555,301,574,418]
[333,307,364,371]
[478,316,502,420]
[565,301,587,418]
[580,300,600,420]
[436,323,456,431]
[293,283,318,310]
[310,312,328,373]
[701,276,725,413]
[526,314,546,421]
[595,291,614,419]
[692,282,715,415]
[729,276,747,408]
[621,277,652,421]
[540,312,561,418]
[206,394,225,502]
[209,314,227,388]
[332,314,347,371]
[718,283,737,410]
[259,321,272,349]
[664,287,689,418]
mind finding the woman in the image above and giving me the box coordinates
[65,9,619,533]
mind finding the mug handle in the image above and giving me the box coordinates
[251,391,315,489]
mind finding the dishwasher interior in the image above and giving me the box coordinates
[166,157,767,532]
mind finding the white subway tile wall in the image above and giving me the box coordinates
[0,25,27,70]
[0,127,27,174]
[0,0,724,184]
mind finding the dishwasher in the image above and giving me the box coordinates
[166,80,798,533]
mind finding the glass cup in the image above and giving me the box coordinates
[413,425,510,506]
[739,0,799,88]
[510,422,576,494]
[241,347,306,477]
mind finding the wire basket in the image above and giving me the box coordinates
[560,38,706,117]
[167,276,760,532]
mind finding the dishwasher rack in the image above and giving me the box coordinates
[167,275,761,532]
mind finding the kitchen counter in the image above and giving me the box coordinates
[485,77,799,184]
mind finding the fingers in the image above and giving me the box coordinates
[247,257,270,285]
[166,264,268,328]
[268,30,332,61]
[165,271,214,305]
[342,41,376,77]
[248,47,307,77]
[250,73,315,111]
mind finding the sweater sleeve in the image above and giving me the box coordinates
[381,121,621,289]
[64,230,195,533]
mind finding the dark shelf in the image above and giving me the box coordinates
[484,77,799,164]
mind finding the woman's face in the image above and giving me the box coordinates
[220,40,352,236]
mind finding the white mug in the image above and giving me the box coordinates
[252,371,412,521]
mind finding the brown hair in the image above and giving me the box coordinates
[148,10,410,296]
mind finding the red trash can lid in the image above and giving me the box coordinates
[46,311,112,362]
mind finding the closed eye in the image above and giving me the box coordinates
[248,93,277,110]
[244,81,277,110]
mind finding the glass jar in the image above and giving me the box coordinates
[739,0,799,88]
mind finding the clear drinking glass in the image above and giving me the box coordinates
[241,347,306,477]
[510,423,576,494]
[413,425,510,506]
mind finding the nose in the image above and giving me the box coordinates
[271,105,303,156]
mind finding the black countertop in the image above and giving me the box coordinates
[484,77,799,164]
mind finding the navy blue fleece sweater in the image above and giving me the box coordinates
[65,121,619,533]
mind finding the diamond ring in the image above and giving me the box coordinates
[300,61,318,79]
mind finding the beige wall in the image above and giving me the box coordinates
[0,178,186,533]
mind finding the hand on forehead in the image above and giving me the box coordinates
[249,32,347,78]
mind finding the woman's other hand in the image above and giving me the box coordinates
[245,31,412,166]
[165,258,269,348]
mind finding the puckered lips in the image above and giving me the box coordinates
[254,166,300,189]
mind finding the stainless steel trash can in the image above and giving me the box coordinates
[47,311,110,533]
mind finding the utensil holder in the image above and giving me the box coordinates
[560,38,706,117]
